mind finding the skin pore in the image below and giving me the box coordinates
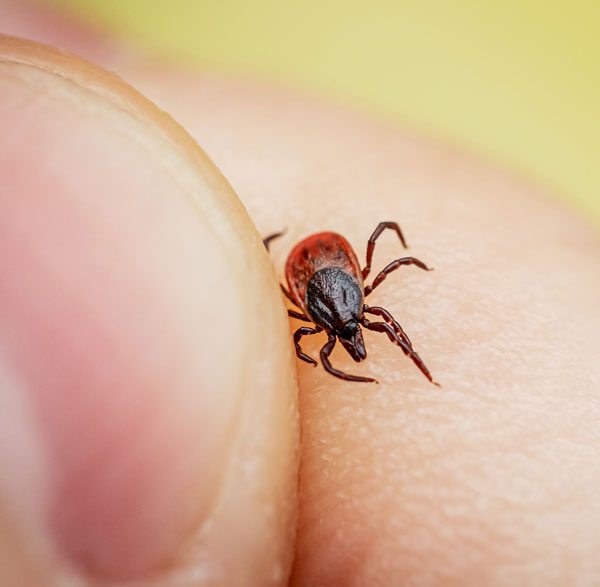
[1,4,600,586]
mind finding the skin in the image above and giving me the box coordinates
[1,2,600,586]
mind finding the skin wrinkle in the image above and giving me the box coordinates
[301,387,600,583]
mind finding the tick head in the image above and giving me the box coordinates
[338,320,367,362]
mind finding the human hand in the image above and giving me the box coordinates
[1,5,600,586]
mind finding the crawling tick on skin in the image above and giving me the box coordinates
[264,222,439,385]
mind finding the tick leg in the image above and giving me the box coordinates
[365,257,432,296]
[362,221,408,280]
[363,304,412,347]
[288,309,312,322]
[294,326,323,366]
[361,317,439,386]
[280,284,298,305]
[263,231,285,251]
[320,334,378,383]
[262,232,301,307]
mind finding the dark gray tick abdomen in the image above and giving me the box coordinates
[305,267,363,331]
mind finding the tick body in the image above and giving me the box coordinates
[264,222,439,385]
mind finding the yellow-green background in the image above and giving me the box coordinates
[55,0,600,225]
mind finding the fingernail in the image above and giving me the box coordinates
[0,44,246,580]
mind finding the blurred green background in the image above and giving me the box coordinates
[54,0,599,225]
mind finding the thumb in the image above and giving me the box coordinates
[0,35,297,585]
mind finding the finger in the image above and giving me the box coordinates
[138,76,600,585]
[0,35,297,586]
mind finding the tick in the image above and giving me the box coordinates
[264,221,439,385]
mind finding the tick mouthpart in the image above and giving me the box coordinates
[338,321,367,362]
